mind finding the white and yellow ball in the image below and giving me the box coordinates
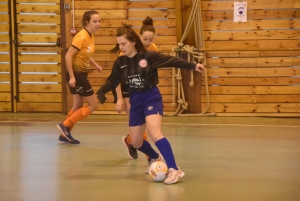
[149,161,168,182]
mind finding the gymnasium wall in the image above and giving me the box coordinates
[201,0,300,116]
[0,0,11,111]
[64,0,179,114]
[0,0,63,113]
[1,0,299,117]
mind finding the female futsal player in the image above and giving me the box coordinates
[107,23,205,184]
[57,10,102,144]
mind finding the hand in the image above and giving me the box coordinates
[69,77,76,87]
[195,63,205,73]
[96,86,106,104]
[115,98,124,114]
[95,64,102,73]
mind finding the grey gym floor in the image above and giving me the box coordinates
[0,113,299,201]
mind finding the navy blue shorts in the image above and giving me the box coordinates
[129,86,163,126]
[66,72,94,96]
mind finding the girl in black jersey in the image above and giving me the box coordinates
[97,17,158,164]
[108,24,205,184]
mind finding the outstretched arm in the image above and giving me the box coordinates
[148,51,196,70]
[149,50,205,73]
[195,63,205,73]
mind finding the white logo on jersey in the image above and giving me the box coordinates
[127,75,146,88]
[87,45,91,53]
[121,65,127,69]
[147,106,153,111]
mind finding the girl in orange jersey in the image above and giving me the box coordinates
[57,10,102,144]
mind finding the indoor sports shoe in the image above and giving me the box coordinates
[58,135,80,144]
[147,157,152,165]
[56,123,78,143]
[122,135,138,159]
[164,168,185,185]
[146,154,163,174]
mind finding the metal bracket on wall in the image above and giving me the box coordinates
[64,3,70,10]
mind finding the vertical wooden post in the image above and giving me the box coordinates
[175,0,183,43]
[10,0,17,113]
[181,0,196,46]
[176,0,202,113]
[62,0,73,114]
[60,0,67,114]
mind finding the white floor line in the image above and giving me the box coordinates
[1,120,300,128]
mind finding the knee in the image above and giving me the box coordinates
[73,103,83,111]
[90,103,98,112]
[130,139,143,149]
[89,99,99,112]
[148,132,164,143]
[72,106,81,111]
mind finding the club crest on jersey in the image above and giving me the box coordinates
[139,59,147,68]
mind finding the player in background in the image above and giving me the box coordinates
[57,10,102,144]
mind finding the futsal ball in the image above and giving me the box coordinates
[149,161,168,182]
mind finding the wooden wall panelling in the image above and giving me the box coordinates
[0,3,8,12]
[204,103,300,113]
[0,23,9,32]
[202,10,300,20]
[204,77,300,86]
[201,0,300,10]
[258,39,300,50]
[204,30,300,41]
[17,15,60,23]
[203,19,300,31]
[75,19,177,28]
[16,0,60,2]
[201,0,300,116]
[206,50,300,58]
[0,0,11,111]
[203,94,300,103]
[69,0,178,114]
[15,0,62,112]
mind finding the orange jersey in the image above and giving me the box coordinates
[71,29,95,73]
[147,43,158,52]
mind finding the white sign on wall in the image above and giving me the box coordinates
[234,2,247,22]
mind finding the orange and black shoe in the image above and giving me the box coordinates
[122,135,138,159]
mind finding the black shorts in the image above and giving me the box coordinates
[121,82,130,98]
[66,72,94,96]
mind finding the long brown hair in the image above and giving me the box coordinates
[110,23,146,54]
[82,10,99,27]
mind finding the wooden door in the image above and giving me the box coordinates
[13,0,63,112]
[0,0,11,111]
